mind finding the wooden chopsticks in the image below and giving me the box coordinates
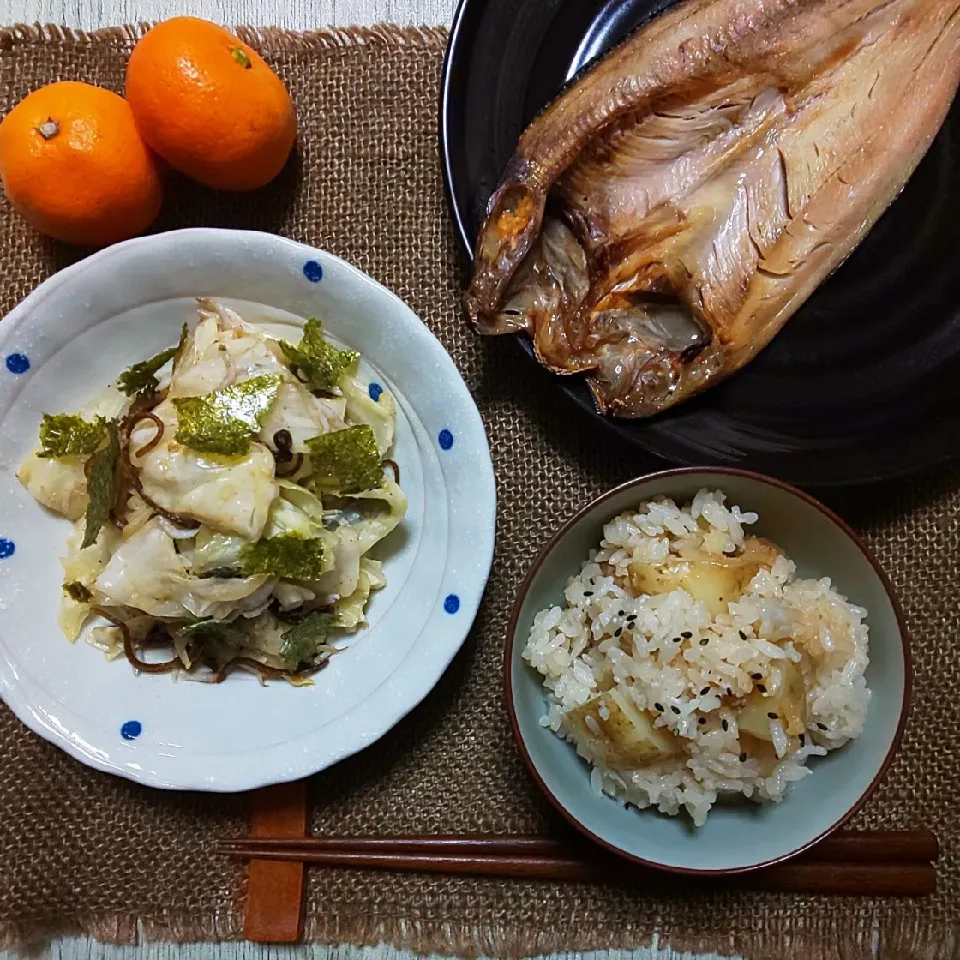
[218,829,938,897]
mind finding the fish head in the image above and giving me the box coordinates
[465,180,546,329]
[489,215,725,415]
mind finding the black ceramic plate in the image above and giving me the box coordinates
[439,0,960,486]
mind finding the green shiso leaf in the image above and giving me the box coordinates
[172,373,282,456]
[117,323,189,396]
[305,424,382,494]
[81,420,119,549]
[171,322,190,372]
[117,345,176,397]
[37,413,107,459]
[279,611,336,666]
[175,619,247,648]
[239,534,328,580]
[279,318,358,393]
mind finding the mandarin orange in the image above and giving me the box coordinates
[0,81,163,246]
[126,18,297,191]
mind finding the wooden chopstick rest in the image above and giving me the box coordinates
[242,780,308,943]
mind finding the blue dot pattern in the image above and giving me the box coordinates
[0,539,14,560]
[5,353,30,375]
[438,429,454,450]
[368,382,383,402]
[121,720,142,741]
[443,594,460,615]
[302,260,323,283]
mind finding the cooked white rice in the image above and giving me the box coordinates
[524,489,870,826]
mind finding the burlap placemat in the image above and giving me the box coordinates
[0,23,957,959]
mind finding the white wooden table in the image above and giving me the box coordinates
[0,0,457,31]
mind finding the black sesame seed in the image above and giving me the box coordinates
[671,705,681,715]
[726,687,733,695]
[700,687,710,696]
[583,590,594,597]
[751,672,762,680]
[739,752,747,762]
[681,631,693,639]
[618,610,625,617]
[722,719,729,731]
[655,703,664,712]
[698,717,706,725]
[767,711,777,720]
[627,614,637,622]
[739,630,748,639]
[699,638,709,646]
[817,722,828,730]
[672,636,682,643]
[757,684,767,693]
[614,627,623,637]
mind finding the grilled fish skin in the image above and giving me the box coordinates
[465,0,960,417]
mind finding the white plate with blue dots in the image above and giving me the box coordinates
[0,228,496,792]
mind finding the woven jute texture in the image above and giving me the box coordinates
[0,23,958,960]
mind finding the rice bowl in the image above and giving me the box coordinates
[524,489,872,826]
[508,469,908,872]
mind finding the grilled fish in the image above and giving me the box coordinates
[465,0,960,417]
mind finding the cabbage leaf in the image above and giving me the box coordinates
[349,478,407,553]
[341,376,395,456]
[335,558,386,629]
[192,526,246,576]
[133,399,278,540]
[95,518,270,619]
[58,520,121,640]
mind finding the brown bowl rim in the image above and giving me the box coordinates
[503,465,912,876]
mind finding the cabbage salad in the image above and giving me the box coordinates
[17,299,406,683]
